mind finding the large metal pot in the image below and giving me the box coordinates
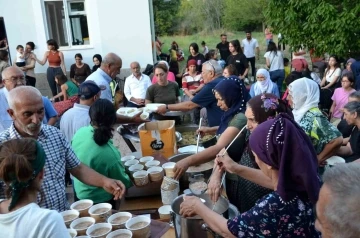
[176,125,217,148]
[168,153,213,190]
[171,194,230,238]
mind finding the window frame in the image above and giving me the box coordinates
[42,0,92,50]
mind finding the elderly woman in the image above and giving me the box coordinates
[207,94,292,212]
[0,139,68,237]
[180,114,321,237]
[151,60,176,84]
[337,101,360,162]
[72,99,132,206]
[288,77,343,166]
[70,53,91,85]
[146,64,180,122]
[173,77,249,179]
[249,68,280,98]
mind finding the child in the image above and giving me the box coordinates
[15,45,26,67]
[201,41,209,55]
[51,74,78,101]
[330,73,356,125]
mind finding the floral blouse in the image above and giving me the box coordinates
[227,192,320,237]
[298,108,341,154]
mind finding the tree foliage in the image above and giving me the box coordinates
[153,0,180,36]
[223,0,265,31]
[264,0,360,57]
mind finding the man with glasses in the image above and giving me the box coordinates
[0,66,58,132]
[124,61,151,108]
[157,59,224,127]
[0,66,26,132]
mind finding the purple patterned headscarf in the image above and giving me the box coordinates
[249,113,320,203]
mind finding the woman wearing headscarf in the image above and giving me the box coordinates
[208,93,292,212]
[173,77,250,179]
[288,77,343,166]
[92,54,102,73]
[249,68,280,98]
[180,114,321,237]
[0,139,68,237]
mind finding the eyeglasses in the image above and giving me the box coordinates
[5,76,26,83]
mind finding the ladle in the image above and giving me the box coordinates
[196,118,203,153]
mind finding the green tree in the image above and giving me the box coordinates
[153,0,180,35]
[223,0,265,31]
[264,0,360,57]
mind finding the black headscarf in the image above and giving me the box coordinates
[249,113,320,204]
[92,54,102,73]
[213,76,250,134]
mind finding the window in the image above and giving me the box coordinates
[43,0,90,47]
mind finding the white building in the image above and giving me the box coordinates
[0,0,156,74]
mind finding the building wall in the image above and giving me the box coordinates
[0,0,154,74]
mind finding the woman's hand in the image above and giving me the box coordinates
[180,196,202,217]
[173,159,190,180]
[207,169,222,203]
[216,149,237,174]
[197,126,210,137]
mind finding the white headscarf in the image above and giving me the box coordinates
[253,68,274,96]
[288,77,320,123]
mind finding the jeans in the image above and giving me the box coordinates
[269,69,285,94]
[246,57,256,77]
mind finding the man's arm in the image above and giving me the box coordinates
[157,101,199,115]
[70,163,125,200]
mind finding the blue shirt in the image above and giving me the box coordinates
[85,68,112,102]
[192,76,225,127]
[42,96,57,124]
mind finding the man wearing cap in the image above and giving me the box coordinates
[124,61,151,108]
[60,80,105,142]
[86,53,122,102]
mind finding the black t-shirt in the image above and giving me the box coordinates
[187,54,206,72]
[226,53,249,76]
[337,119,354,138]
[346,126,360,162]
[216,42,230,61]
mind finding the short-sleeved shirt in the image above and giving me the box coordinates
[42,96,58,124]
[241,38,259,58]
[60,103,90,142]
[226,53,249,76]
[182,72,203,90]
[227,192,320,237]
[72,126,132,203]
[192,76,225,127]
[86,68,112,102]
[264,51,284,71]
[146,81,180,104]
[298,108,342,154]
[228,112,247,130]
[70,63,91,83]
[187,54,206,72]
[345,126,360,162]
[216,42,230,61]
[0,124,81,211]
[331,88,356,118]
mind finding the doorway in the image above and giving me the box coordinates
[0,17,12,65]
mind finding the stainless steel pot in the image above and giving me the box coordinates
[170,194,229,238]
[168,153,213,190]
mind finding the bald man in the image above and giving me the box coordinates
[86,52,122,102]
[0,66,57,133]
[0,86,126,211]
[124,61,151,108]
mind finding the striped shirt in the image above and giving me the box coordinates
[0,124,80,211]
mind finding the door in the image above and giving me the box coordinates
[0,17,12,65]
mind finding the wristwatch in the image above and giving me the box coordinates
[166,104,169,111]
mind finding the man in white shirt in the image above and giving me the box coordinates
[60,80,105,142]
[124,61,151,108]
[86,53,122,102]
[241,31,259,77]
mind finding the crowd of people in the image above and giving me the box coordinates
[0,32,359,238]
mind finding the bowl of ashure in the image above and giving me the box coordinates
[88,203,112,223]
[125,215,151,238]
[70,199,94,217]
[70,217,96,236]
[107,212,132,230]
[61,209,80,227]
[86,222,112,238]
[106,229,133,238]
